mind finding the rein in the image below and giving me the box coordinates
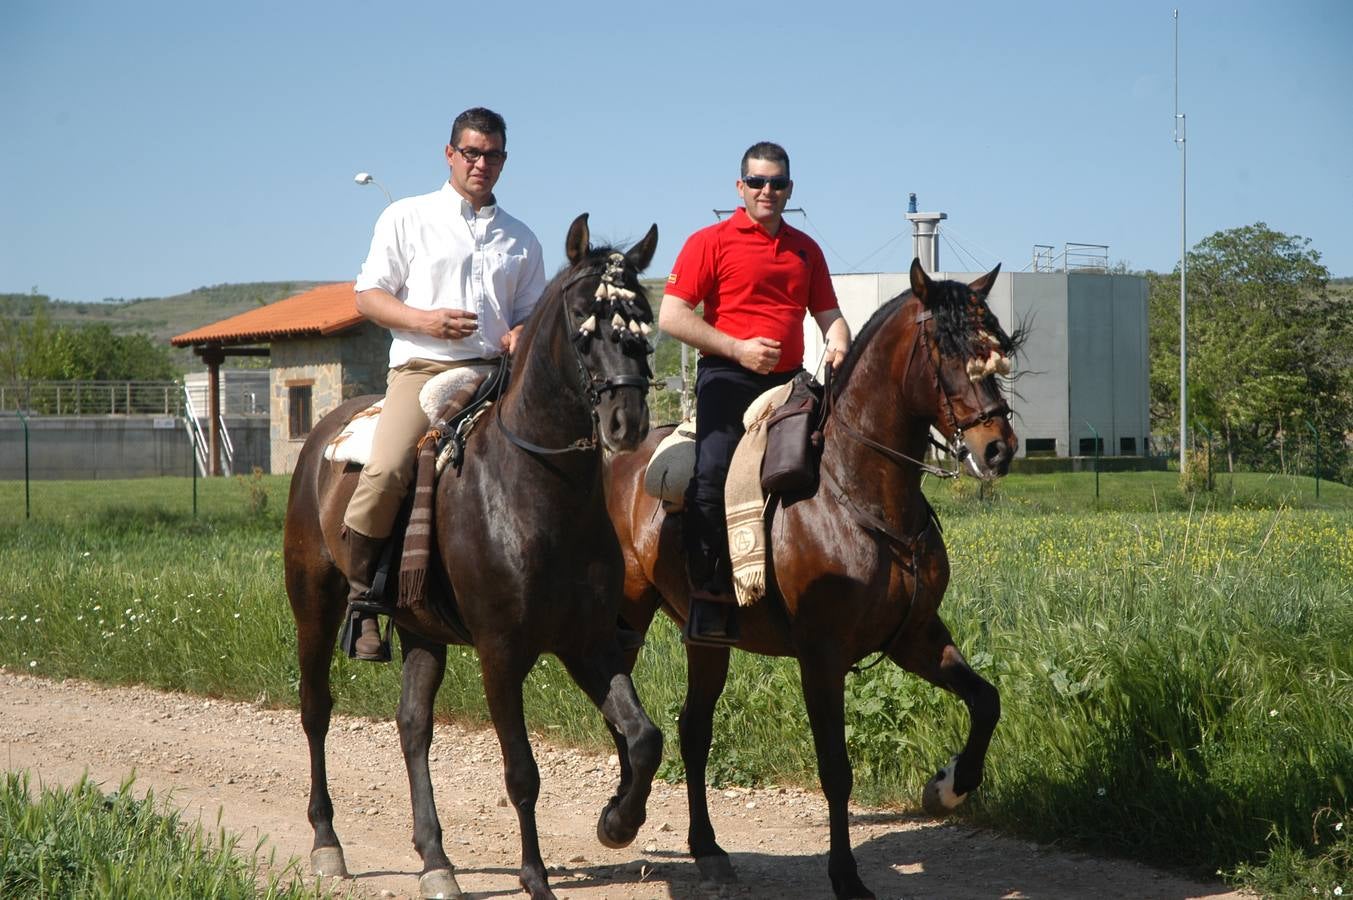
[495,253,651,458]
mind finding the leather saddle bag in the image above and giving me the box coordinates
[760,371,824,495]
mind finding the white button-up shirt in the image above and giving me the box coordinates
[355,182,547,368]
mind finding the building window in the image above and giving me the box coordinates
[288,384,313,439]
[1079,436,1104,455]
[1025,438,1057,456]
[1120,437,1137,455]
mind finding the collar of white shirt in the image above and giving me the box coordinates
[443,181,497,220]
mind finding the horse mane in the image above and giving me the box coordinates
[830,277,1027,398]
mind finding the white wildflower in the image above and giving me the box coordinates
[1269,709,1278,717]
[28,660,36,668]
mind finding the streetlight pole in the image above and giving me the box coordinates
[354,172,393,206]
[1174,10,1188,473]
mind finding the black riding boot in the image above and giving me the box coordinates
[682,552,740,648]
[341,529,391,662]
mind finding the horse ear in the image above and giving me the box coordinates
[565,213,590,265]
[625,224,659,272]
[909,258,932,303]
[968,263,1002,299]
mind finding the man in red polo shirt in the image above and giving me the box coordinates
[660,141,851,646]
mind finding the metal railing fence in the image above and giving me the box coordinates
[0,380,185,416]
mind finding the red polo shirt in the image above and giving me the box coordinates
[665,207,838,373]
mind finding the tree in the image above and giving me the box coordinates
[1149,223,1351,480]
[0,303,178,383]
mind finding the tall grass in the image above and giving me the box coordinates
[0,474,1349,895]
[0,772,324,898]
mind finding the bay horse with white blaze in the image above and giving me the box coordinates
[605,260,1022,898]
[285,214,663,900]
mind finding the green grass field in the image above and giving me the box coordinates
[0,772,325,899]
[0,471,1349,897]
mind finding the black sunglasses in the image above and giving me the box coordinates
[742,175,790,191]
[454,145,507,165]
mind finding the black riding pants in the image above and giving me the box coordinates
[683,357,798,593]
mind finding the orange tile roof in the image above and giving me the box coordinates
[171,282,365,346]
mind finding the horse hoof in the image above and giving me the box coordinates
[419,867,464,899]
[310,846,348,878]
[921,755,967,816]
[695,853,737,885]
[596,804,637,849]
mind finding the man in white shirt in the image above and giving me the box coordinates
[343,107,546,661]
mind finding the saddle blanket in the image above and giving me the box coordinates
[323,366,490,467]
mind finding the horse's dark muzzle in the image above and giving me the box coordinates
[599,390,649,452]
[984,438,1013,476]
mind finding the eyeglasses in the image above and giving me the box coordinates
[741,175,790,191]
[454,145,507,166]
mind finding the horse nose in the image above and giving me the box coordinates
[605,398,648,450]
[984,439,1012,475]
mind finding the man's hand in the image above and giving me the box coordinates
[421,308,478,340]
[824,341,849,372]
[500,324,523,355]
[734,337,782,375]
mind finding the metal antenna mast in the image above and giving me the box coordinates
[1174,9,1188,472]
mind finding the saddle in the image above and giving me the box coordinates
[324,361,505,472]
[641,372,826,511]
[641,373,827,606]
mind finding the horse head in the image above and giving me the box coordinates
[559,213,659,453]
[909,258,1020,479]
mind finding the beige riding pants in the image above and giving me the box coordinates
[343,357,488,539]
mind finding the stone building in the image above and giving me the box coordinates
[171,282,387,474]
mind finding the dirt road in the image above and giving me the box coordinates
[0,670,1247,899]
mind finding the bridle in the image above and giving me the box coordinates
[830,303,1011,479]
[496,252,653,457]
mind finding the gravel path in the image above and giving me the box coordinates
[1,670,1249,899]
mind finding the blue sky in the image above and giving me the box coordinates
[3,0,1350,302]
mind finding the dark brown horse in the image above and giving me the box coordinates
[605,260,1022,898]
[284,214,663,900]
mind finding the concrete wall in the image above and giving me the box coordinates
[998,273,1070,456]
[0,415,267,480]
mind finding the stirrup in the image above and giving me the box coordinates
[681,600,740,648]
[346,597,396,616]
[338,602,394,662]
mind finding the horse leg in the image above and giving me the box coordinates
[393,628,462,899]
[679,643,737,884]
[604,590,662,805]
[890,615,1000,814]
[479,647,555,900]
[557,645,662,850]
[290,572,349,879]
[799,657,874,899]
